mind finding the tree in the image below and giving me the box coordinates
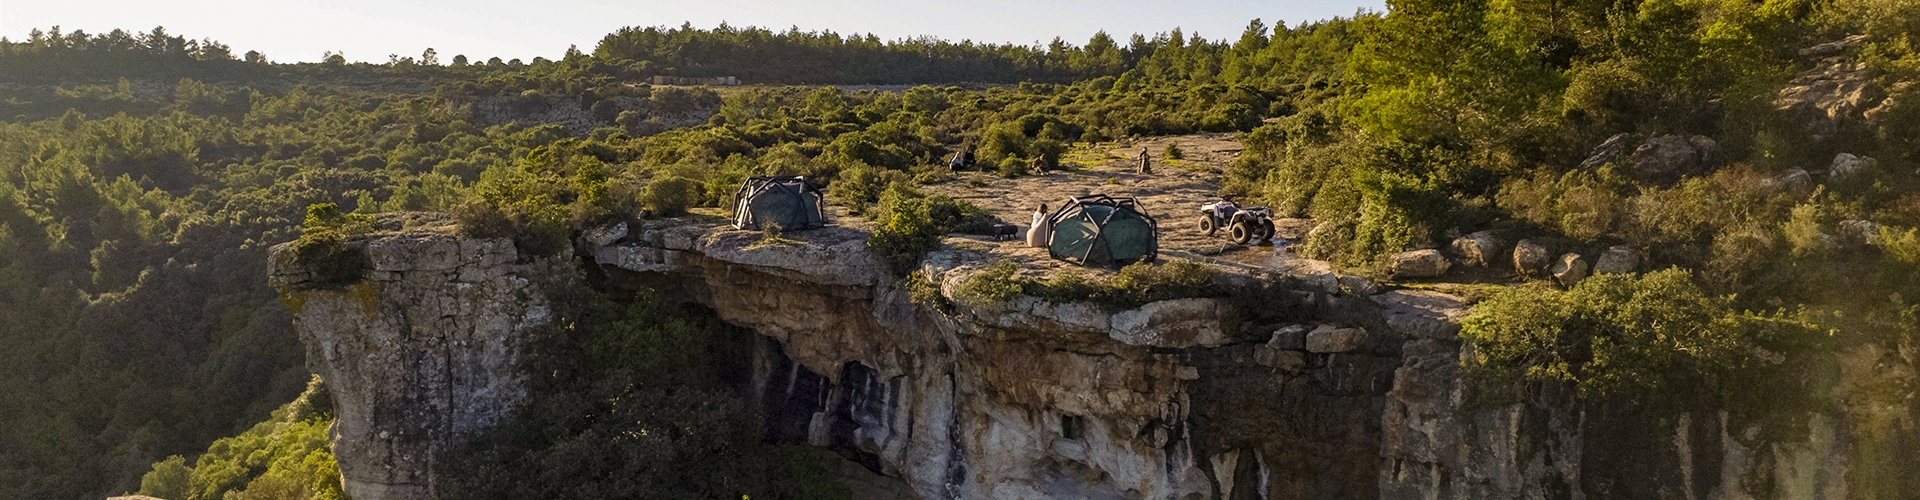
[421,48,439,66]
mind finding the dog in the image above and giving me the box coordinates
[989,223,1020,241]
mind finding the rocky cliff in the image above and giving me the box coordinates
[272,216,1915,499]
[268,214,550,500]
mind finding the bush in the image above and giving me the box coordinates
[955,259,1024,304]
[291,203,374,287]
[1460,269,1817,402]
[828,164,909,214]
[641,175,701,217]
[1163,142,1184,160]
[867,184,946,276]
[997,155,1028,178]
[953,259,1226,310]
[140,376,345,500]
[866,183,999,275]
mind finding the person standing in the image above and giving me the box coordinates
[1137,148,1152,174]
[1027,203,1052,247]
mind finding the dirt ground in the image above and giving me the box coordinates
[917,133,1323,277]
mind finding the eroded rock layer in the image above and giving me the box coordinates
[273,217,1916,500]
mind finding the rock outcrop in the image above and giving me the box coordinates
[1593,245,1638,275]
[268,214,548,500]
[1448,230,1504,268]
[1551,253,1590,287]
[1389,249,1451,278]
[1830,152,1874,181]
[1778,58,1884,141]
[586,220,1401,499]
[274,215,1920,500]
[1628,134,1725,183]
[1513,239,1551,275]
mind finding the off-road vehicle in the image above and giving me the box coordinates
[1198,199,1275,245]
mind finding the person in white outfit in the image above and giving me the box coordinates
[1026,203,1052,247]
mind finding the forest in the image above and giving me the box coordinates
[3,0,1919,498]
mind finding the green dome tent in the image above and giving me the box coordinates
[732,176,828,231]
[1047,194,1158,267]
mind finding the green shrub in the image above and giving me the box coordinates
[1163,142,1184,160]
[955,259,1024,304]
[641,175,700,217]
[865,183,999,275]
[997,156,1028,178]
[828,164,909,214]
[953,259,1226,310]
[140,376,345,500]
[137,455,191,500]
[978,121,1032,165]
[868,184,946,275]
[290,203,374,287]
[907,269,954,313]
[1460,269,1817,402]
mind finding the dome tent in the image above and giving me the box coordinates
[1047,194,1158,267]
[732,176,828,231]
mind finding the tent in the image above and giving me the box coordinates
[732,176,828,231]
[1047,194,1158,267]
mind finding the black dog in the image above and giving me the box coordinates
[989,223,1020,241]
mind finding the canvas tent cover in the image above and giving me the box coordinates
[1047,194,1158,266]
[733,176,828,231]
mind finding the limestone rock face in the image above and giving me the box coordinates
[589,220,1395,500]
[1773,167,1814,195]
[1837,219,1883,247]
[1579,133,1633,170]
[1551,253,1589,287]
[268,218,546,500]
[1778,60,1884,141]
[1593,245,1639,275]
[1628,134,1723,182]
[1448,230,1504,267]
[1389,249,1451,278]
[1306,325,1368,353]
[1513,240,1552,275]
[1830,152,1873,181]
[274,214,1914,500]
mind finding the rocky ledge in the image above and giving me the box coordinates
[272,215,1894,500]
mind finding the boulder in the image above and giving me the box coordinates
[1268,324,1312,350]
[1338,274,1380,296]
[583,222,629,247]
[1578,133,1633,170]
[1689,135,1727,169]
[1513,240,1552,275]
[1306,325,1368,353]
[1449,230,1504,267]
[1253,346,1308,373]
[1777,61,1885,140]
[1628,135,1722,182]
[1830,153,1872,181]
[1800,34,1868,57]
[1592,245,1639,275]
[1837,220,1883,247]
[1389,249,1452,278]
[1772,168,1813,195]
[1551,253,1590,287]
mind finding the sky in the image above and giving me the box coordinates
[0,0,1383,64]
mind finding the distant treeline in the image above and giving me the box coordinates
[2,19,1360,87]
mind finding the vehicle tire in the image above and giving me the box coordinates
[1230,222,1253,245]
[1259,220,1276,243]
[1199,215,1216,236]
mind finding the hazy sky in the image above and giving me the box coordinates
[0,0,1383,63]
